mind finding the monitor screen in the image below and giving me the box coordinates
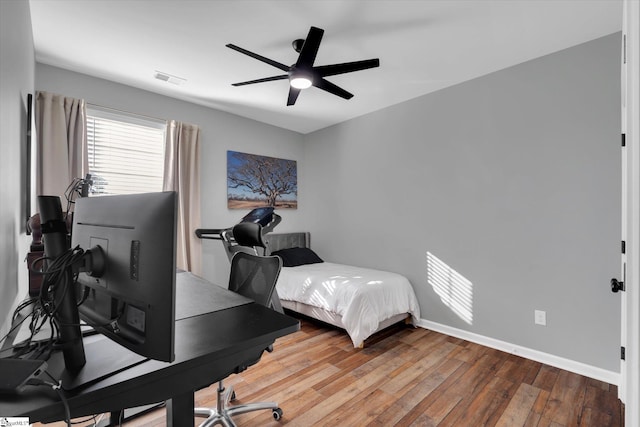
[241,207,275,226]
[71,191,177,363]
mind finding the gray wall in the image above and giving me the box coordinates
[35,64,305,287]
[0,0,35,336]
[303,33,621,372]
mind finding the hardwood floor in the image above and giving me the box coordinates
[36,316,623,426]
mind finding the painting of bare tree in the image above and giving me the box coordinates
[227,150,297,209]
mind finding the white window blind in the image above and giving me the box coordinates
[86,106,166,196]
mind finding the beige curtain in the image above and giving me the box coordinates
[35,91,87,205]
[163,120,202,275]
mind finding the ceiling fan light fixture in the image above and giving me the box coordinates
[227,26,380,105]
[290,76,312,89]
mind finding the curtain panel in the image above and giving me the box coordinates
[163,120,202,275]
[35,91,88,206]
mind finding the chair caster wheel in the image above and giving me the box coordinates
[273,407,283,420]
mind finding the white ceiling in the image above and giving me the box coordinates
[29,0,622,134]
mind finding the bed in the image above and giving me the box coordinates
[264,232,421,348]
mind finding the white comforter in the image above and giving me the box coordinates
[275,262,421,347]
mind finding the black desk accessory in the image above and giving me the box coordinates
[0,359,48,394]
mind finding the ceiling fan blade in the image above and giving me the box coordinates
[315,58,380,77]
[287,87,301,106]
[314,78,353,100]
[296,26,324,67]
[231,75,289,86]
[226,44,290,72]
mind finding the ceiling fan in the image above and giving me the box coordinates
[226,26,380,106]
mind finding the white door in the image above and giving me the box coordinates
[621,1,639,425]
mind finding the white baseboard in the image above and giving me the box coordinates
[416,319,620,386]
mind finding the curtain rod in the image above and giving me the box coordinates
[87,102,167,124]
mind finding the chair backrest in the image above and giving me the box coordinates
[228,252,282,307]
[232,222,266,249]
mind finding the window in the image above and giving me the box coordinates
[86,106,166,196]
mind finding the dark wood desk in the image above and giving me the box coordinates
[0,272,300,426]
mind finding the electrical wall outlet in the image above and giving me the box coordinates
[534,310,546,326]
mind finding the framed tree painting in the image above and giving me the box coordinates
[227,150,297,209]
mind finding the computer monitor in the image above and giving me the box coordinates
[71,191,177,363]
[241,207,275,226]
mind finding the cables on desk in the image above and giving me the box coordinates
[63,175,93,221]
[2,241,127,427]
[1,245,86,360]
[26,370,71,427]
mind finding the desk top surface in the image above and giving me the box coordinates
[175,270,252,320]
[0,272,300,422]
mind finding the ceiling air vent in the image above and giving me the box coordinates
[154,71,186,86]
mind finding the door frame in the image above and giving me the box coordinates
[621,1,639,425]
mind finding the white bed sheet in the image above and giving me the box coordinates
[275,262,421,347]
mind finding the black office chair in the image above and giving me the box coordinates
[229,222,284,314]
[194,251,284,426]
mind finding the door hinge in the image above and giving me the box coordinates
[621,346,626,361]
[622,133,626,147]
[622,240,626,254]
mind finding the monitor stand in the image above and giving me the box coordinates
[58,334,148,391]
